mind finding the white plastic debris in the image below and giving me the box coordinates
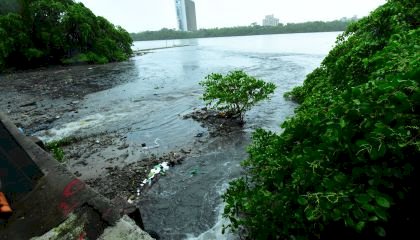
[17,127,24,134]
[141,138,160,150]
[138,161,172,190]
[161,162,170,171]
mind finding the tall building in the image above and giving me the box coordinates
[175,0,197,31]
[263,15,279,26]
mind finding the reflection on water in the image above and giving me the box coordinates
[36,32,340,239]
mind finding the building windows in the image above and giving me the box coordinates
[263,15,279,27]
[175,0,197,31]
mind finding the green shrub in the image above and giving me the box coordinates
[45,136,80,162]
[200,70,276,121]
[223,0,419,239]
[46,141,65,162]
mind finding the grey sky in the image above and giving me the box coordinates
[77,0,386,33]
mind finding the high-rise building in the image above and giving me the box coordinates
[263,15,279,26]
[175,0,197,31]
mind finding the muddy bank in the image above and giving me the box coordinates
[59,109,236,202]
[183,108,244,137]
[0,61,138,134]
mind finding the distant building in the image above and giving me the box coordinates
[175,0,197,31]
[262,15,279,26]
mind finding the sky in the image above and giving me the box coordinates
[77,0,387,33]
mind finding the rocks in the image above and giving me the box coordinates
[195,132,204,138]
[19,101,37,107]
[28,136,45,150]
[184,108,244,136]
[75,160,88,166]
[117,143,129,150]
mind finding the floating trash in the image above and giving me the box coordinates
[141,138,160,150]
[17,127,24,134]
[127,159,179,202]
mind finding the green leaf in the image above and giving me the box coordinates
[297,196,308,205]
[376,197,390,208]
[339,118,346,128]
[374,207,388,221]
[355,221,366,232]
[375,226,386,237]
[355,194,371,204]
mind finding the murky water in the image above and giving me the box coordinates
[36,32,340,239]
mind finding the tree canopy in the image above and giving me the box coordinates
[0,0,132,72]
[223,0,419,239]
[131,20,353,41]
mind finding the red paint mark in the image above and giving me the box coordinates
[59,178,86,217]
[63,179,85,198]
[59,202,78,217]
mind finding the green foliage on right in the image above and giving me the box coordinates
[223,0,419,239]
[0,0,132,72]
[200,70,276,121]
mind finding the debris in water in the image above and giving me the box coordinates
[95,139,100,144]
[19,101,36,107]
[141,138,160,150]
[195,132,204,138]
[139,161,171,190]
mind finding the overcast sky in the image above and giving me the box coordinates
[77,0,386,33]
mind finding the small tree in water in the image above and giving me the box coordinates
[200,70,276,122]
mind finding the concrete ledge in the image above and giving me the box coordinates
[0,112,152,239]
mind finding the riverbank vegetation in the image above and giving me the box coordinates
[223,0,419,239]
[200,70,276,122]
[131,19,352,41]
[0,0,132,72]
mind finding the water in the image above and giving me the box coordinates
[36,32,340,239]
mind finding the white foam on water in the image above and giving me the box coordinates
[185,183,238,240]
[35,112,127,143]
[184,203,237,240]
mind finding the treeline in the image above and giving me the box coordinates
[131,20,352,41]
[0,0,132,72]
[223,0,419,239]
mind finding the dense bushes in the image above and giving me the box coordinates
[223,0,419,239]
[0,0,132,71]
